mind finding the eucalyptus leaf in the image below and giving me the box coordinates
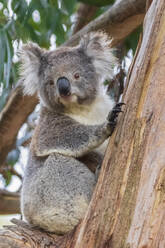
[0,31,6,84]
[5,170,12,186]
[7,149,20,166]
[125,25,142,54]
[62,0,76,15]
[4,32,12,88]
[0,88,10,110]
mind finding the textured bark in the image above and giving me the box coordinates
[73,0,165,247]
[0,219,81,248]
[0,0,146,167]
[0,85,38,166]
[0,190,20,215]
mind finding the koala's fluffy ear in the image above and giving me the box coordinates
[80,32,117,80]
[19,42,44,95]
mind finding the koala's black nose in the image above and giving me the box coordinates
[57,77,71,96]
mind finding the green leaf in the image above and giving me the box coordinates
[0,0,7,9]
[0,88,11,111]
[12,0,28,23]
[0,31,6,84]
[40,0,49,9]
[62,0,76,15]
[125,25,142,54]
[7,149,20,166]
[4,170,12,186]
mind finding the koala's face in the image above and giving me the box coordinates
[20,32,117,111]
[38,47,98,109]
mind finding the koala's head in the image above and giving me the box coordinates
[20,32,117,111]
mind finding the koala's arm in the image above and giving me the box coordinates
[33,104,122,158]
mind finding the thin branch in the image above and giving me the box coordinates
[72,3,98,34]
[0,165,22,180]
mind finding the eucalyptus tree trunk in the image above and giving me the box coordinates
[73,0,165,247]
[0,0,165,247]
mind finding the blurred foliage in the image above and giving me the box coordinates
[125,25,142,54]
[0,0,142,187]
[78,0,115,7]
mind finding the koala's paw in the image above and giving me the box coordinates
[107,103,125,134]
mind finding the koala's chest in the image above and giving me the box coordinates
[67,94,114,154]
[67,94,114,125]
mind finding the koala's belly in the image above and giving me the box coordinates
[21,153,96,234]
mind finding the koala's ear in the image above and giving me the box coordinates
[19,42,44,95]
[80,32,117,80]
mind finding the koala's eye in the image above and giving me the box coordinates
[74,73,80,80]
[48,80,54,86]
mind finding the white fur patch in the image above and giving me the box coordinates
[80,32,118,81]
[66,87,114,155]
[19,42,42,95]
[66,88,115,126]
[20,56,39,95]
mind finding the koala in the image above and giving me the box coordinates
[20,32,123,234]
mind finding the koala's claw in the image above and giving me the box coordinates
[107,102,125,132]
[115,102,125,107]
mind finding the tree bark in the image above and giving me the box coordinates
[0,190,20,215]
[0,0,164,247]
[0,0,146,167]
[0,219,81,248]
[73,0,165,247]
[0,85,38,166]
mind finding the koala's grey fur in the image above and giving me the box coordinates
[20,32,118,234]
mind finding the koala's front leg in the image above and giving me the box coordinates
[106,102,124,135]
[63,103,124,157]
[85,103,124,151]
[35,103,124,158]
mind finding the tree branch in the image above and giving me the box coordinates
[0,189,20,215]
[0,165,23,180]
[0,85,38,166]
[0,0,146,166]
[0,218,80,248]
[64,0,146,47]
[72,3,98,34]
